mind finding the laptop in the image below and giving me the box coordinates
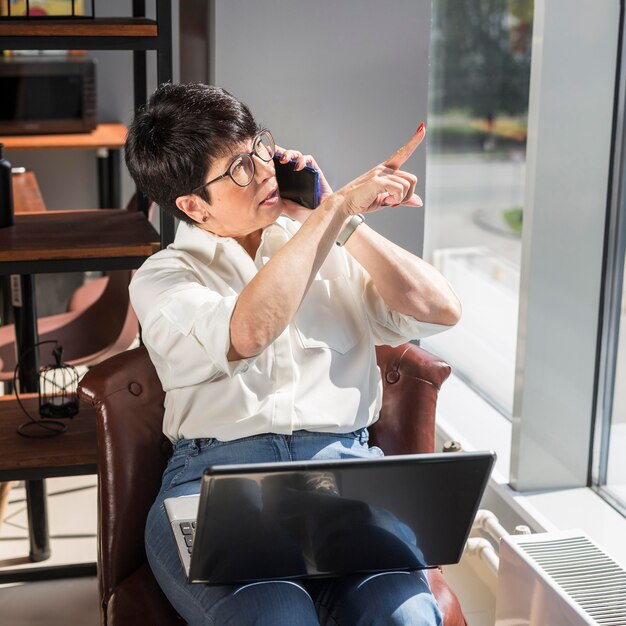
[164,450,495,584]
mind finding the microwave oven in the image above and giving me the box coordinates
[0,56,97,135]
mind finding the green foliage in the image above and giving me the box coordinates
[431,0,533,118]
[503,206,523,234]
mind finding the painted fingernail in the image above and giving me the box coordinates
[391,203,400,207]
[417,122,425,134]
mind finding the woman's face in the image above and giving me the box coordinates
[189,136,282,239]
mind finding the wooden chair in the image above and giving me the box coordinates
[79,343,467,626]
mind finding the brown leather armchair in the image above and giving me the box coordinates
[78,343,467,626]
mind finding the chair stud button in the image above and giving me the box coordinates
[386,370,400,384]
[128,381,143,396]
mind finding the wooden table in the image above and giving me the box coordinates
[1,123,127,209]
[0,394,97,482]
[12,171,46,215]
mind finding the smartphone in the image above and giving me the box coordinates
[273,156,319,209]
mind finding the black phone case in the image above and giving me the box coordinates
[273,157,319,209]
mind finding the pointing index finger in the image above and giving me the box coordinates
[384,122,426,171]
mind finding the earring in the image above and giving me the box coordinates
[202,213,208,223]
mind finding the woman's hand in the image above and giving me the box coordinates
[333,123,426,217]
[276,122,427,219]
[334,165,422,217]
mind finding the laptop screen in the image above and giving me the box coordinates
[187,452,495,584]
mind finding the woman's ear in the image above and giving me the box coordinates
[176,194,208,224]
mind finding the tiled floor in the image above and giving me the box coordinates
[0,476,100,626]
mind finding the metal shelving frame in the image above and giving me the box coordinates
[0,0,175,246]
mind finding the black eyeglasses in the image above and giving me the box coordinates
[192,130,276,193]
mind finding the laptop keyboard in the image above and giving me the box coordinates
[179,521,197,554]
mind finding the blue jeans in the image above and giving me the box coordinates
[145,429,444,626]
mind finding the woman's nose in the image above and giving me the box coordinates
[255,155,275,182]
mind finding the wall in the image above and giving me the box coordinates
[210,0,431,256]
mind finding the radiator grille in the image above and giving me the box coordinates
[517,535,626,625]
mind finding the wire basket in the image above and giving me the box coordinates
[0,0,95,19]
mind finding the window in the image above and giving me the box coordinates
[423,0,533,416]
[603,265,626,514]
[594,86,626,515]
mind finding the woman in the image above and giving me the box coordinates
[125,82,460,626]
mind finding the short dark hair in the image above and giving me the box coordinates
[124,83,259,225]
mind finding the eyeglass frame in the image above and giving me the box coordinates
[191,129,275,194]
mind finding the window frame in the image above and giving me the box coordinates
[592,1,626,512]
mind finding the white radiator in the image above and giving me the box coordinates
[495,530,626,625]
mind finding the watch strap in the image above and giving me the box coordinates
[335,214,364,246]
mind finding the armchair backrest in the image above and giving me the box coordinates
[78,342,451,617]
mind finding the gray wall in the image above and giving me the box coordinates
[210,0,431,256]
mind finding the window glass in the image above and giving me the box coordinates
[604,268,626,512]
[423,0,533,416]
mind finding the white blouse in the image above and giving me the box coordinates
[129,216,450,443]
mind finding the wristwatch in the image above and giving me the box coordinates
[336,214,364,246]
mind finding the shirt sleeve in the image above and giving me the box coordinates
[347,255,454,347]
[129,265,255,391]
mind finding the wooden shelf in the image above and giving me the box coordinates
[0,394,97,481]
[0,17,157,37]
[1,123,127,151]
[0,209,160,270]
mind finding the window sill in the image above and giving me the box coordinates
[436,373,626,569]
